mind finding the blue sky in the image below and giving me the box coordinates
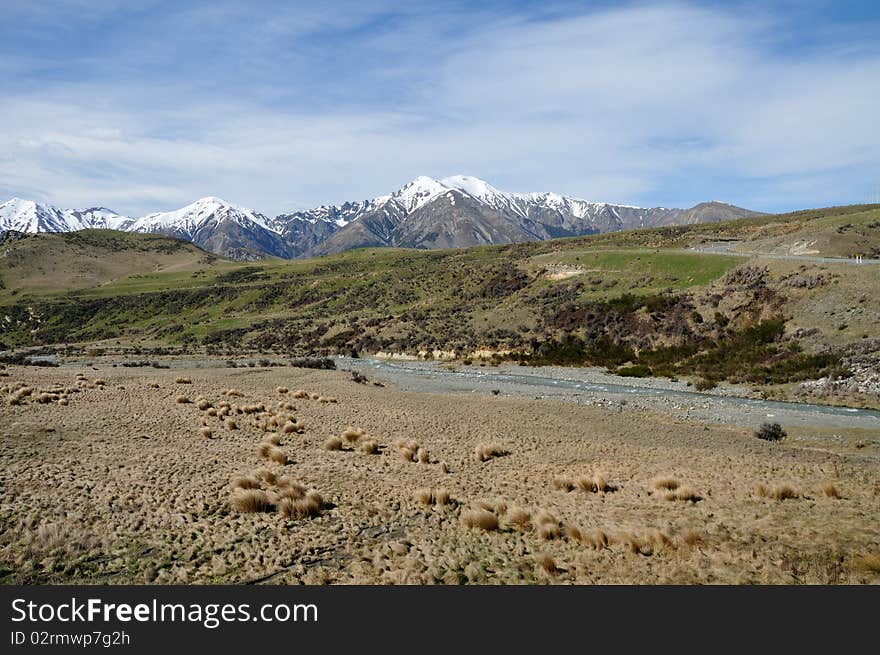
[1,0,878,216]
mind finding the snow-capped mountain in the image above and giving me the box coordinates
[126,197,290,260]
[0,198,134,233]
[0,177,761,260]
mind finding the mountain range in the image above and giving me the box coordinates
[0,176,762,259]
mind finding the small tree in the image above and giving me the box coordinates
[755,422,786,442]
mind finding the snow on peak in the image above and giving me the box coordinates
[440,175,504,202]
[389,176,449,213]
[129,196,276,234]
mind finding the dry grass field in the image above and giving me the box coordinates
[1,363,878,585]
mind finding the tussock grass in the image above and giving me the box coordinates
[281,421,299,434]
[231,489,274,513]
[434,489,451,506]
[577,473,613,493]
[534,510,561,540]
[276,386,289,394]
[258,443,273,458]
[756,483,799,500]
[231,475,261,490]
[324,436,343,451]
[342,427,365,444]
[267,447,287,465]
[462,509,499,531]
[175,377,192,384]
[415,488,434,505]
[277,490,323,520]
[291,389,309,399]
[225,418,238,430]
[505,506,531,529]
[417,448,431,464]
[652,476,680,491]
[665,486,702,503]
[266,434,283,446]
[198,426,212,439]
[536,553,557,574]
[359,439,379,454]
[475,443,506,462]
[196,399,211,411]
[206,407,217,416]
[224,389,244,397]
[853,551,880,573]
[821,482,841,499]
[552,477,576,492]
[681,530,705,547]
[175,395,191,404]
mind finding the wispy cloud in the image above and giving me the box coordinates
[0,1,878,215]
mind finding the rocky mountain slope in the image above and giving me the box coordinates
[1,176,762,259]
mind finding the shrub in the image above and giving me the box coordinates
[755,422,787,442]
[359,439,379,454]
[324,436,343,451]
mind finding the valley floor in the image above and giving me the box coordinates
[1,361,878,584]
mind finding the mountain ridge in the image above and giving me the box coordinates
[0,176,764,259]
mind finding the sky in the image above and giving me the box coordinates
[1,0,879,217]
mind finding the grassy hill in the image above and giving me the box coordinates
[1,205,879,405]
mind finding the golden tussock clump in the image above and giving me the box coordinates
[231,475,261,490]
[534,510,561,540]
[58,397,69,406]
[505,506,531,529]
[267,447,288,465]
[291,389,309,399]
[281,421,300,434]
[275,386,289,394]
[475,443,506,462]
[318,396,338,404]
[394,439,420,462]
[852,551,880,573]
[206,407,217,416]
[359,439,379,454]
[415,488,452,506]
[680,530,705,547]
[277,490,323,520]
[198,426,212,439]
[225,418,238,430]
[266,434,283,446]
[756,483,799,501]
[417,448,431,464]
[552,477,576,492]
[196,399,211,411]
[664,486,702,503]
[652,476,680,491]
[324,436,343,451]
[175,377,192,384]
[148,382,160,389]
[230,489,274,513]
[821,482,841,499]
[175,395,191,404]
[224,389,244,397]
[576,473,611,494]
[257,443,273,458]
[535,553,557,575]
[462,508,499,531]
[342,427,366,444]
[439,461,449,474]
